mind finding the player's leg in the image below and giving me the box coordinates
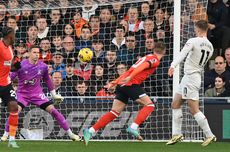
[187,99,216,146]
[1,104,23,142]
[84,98,126,145]
[166,93,184,145]
[40,102,81,141]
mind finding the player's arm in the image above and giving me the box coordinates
[10,71,18,81]
[43,66,64,104]
[168,39,193,76]
[120,61,155,85]
[11,57,21,72]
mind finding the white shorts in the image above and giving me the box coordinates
[176,73,201,101]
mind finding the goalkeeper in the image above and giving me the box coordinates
[1,46,81,141]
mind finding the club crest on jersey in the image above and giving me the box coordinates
[38,69,42,75]
[4,60,12,66]
[149,58,157,64]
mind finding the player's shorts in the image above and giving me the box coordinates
[0,84,17,106]
[16,92,52,110]
[115,84,147,104]
[177,73,201,101]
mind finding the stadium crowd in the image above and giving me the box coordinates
[0,0,230,97]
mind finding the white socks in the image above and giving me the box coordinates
[130,123,138,130]
[9,136,15,141]
[172,108,183,135]
[3,131,9,137]
[67,129,73,136]
[89,127,95,133]
[194,111,214,138]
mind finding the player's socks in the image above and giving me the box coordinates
[194,111,214,137]
[9,112,18,139]
[172,108,183,135]
[50,108,69,131]
[92,110,120,132]
[133,104,154,126]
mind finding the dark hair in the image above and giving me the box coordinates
[195,20,209,31]
[215,75,225,83]
[29,45,40,52]
[154,41,166,54]
[1,26,14,38]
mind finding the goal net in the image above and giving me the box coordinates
[0,0,207,141]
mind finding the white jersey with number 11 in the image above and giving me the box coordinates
[171,37,213,75]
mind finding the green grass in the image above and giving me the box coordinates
[0,141,229,152]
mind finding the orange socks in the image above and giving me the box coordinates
[9,112,19,137]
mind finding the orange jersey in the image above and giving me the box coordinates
[0,41,14,86]
[118,54,160,86]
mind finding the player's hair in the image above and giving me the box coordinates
[1,26,14,38]
[29,45,40,52]
[154,41,166,54]
[195,20,209,31]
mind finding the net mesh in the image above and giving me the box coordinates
[0,0,207,141]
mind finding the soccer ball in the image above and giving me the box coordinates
[78,48,94,63]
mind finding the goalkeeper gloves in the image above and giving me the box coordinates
[50,90,64,105]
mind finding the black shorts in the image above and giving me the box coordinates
[115,84,147,104]
[0,84,17,106]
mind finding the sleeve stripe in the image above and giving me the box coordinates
[147,61,152,69]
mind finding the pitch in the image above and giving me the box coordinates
[0,141,229,152]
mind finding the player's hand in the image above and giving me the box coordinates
[104,83,116,92]
[52,94,64,105]
[119,76,131,86]
[168,67,174,77]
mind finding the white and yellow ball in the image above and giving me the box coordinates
[78,48,93,63]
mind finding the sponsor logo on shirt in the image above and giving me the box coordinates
[4,60,12,66]
[24,78,37,85]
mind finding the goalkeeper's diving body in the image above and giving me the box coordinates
[1,45,81,141]
[83,42,166,145]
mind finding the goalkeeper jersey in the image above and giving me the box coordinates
[171,37,213,75]
[10,59,54,95]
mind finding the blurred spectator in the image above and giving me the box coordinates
[48,9,63,37]
[81,0,98,21]
[71,9,88,39]
[112,25,126,49]
[6,16,18,33]
[91,39,105,64]
[111,2,125,21]
[127,7,144,32]
[0,3,7,34]
[140,2,152,21]
[62,36,77,63]
[118,33,139,66]
[73,80,92,97]
[89,15,101,39]
[39,38,52,62]
[51,71,65,95]
[204,56,230,90]
[74,60,94,81]
[18,4,34,36]
[76,26,92,50]
[52,52,66,79]
[207,0,230,52]
[34,0,46,9]
[119,19,129,35]
[225,47,230,70]
[7,0,20,18]
[63,63,84,96]
[142,37,155,56]
[103,48,118,80]
[153,7,171,43]
[14,39,28,62]
[51,35,63,52]
[36,16,50,39]
[116,62,127,77]
[59,0,74,24]
[63,24,76,38]
[89,64,107,93]
[26,25,39,48]
[205,76,227,97]
[188,0,208,23]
